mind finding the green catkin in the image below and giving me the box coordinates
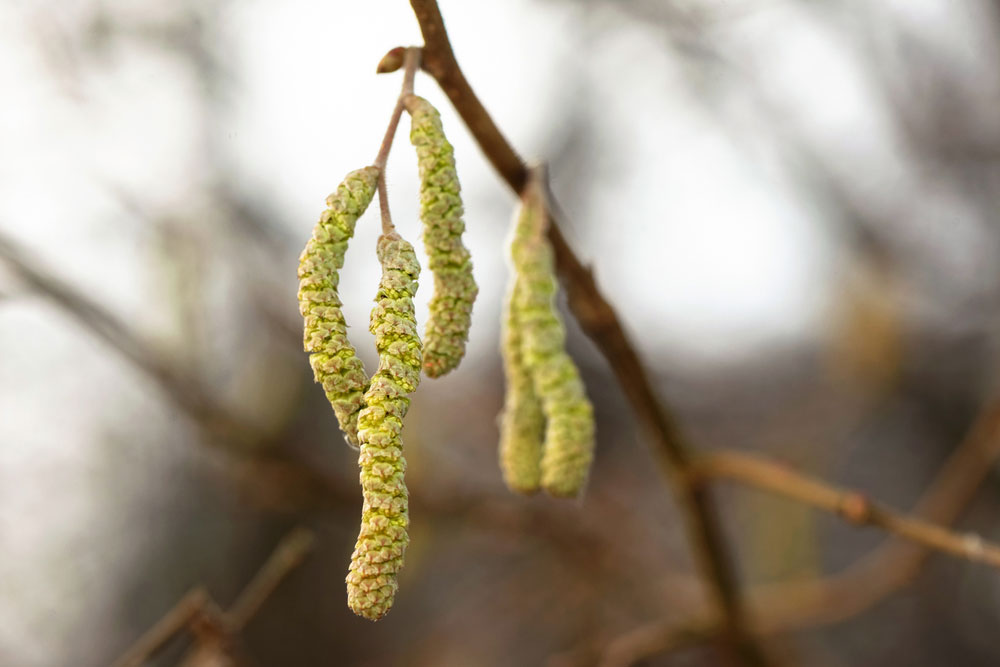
[346,231,422,621]
[497,275,545,494]
[510,181,596,498]
[406,95,478,378]
[297,166,379,448]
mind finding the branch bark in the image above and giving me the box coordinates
[748,401,1000,632]
[590,402,1000,664]
[112,527,316,667]
[405,2,767,664]
[692,449,1000,570]
[0,231,254,445]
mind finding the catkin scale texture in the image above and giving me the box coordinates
[510,186,595,498]
[298,166,379,448]
[346,232,422,621]
[406,95,478,378]
[498,275,545,493]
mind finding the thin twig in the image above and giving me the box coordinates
[598,405,1000,664]
[111,526,316,667]
[111,589,213,667]
[691,450,1000,570]
[599,616,719,667]
[373,46,421,234]
[404,3,768,664]
[0,231,253,444]
[748,401,1000,632]
[226,526,317,630]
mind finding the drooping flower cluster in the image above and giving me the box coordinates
[346,232,422,620]
[297,167,379,448]
[499,175,595,498]
[297,52,596,623]
[406,95,478,378]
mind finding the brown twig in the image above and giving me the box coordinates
[0,231,254,445]
[227,526,317,630]
[111,526,316,667]
[691,450,1000,570]
[404,2,767,664]
[112,589,215,667]
[598,616,719,667]
[373,46,421,234]
[748,401,1000,632]
[595,403,1000,663]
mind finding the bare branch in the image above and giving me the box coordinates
[226,526,316,630]
[749,401,1000,632]
[405,2,768,664]
[111,588,213,667]
[111,527,316,667]
[692,450,1000,570]
[587,402,1000,664]
[0,230,253,444]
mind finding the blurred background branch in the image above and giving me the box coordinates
[4,1,1000,666]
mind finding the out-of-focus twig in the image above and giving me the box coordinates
[691,449,1000,570]
[597,616,718,667]
[750,401,1000,632]
[548,615,716,667]
[111,588,216,667]
[226,527,316,630]
[111,526,316,667]
[404,3,768,664]
[0,230,254,445]
[589,402,1000,664]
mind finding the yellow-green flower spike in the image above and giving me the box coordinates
[510,179,595,498]
[498,275,545,494]
[298,166,379,448]
[405,95,478,378]
[346,231,422,621]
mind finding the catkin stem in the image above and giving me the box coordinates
[374,47,422,235]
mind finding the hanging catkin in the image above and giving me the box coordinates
[498,274,545,493]
[510,176,595,498]
[298,166,378,448]
[346,231,422,621]
[405,95,478,378]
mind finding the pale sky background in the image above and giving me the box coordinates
[1,0,990,664]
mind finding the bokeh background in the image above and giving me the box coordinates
[3,0,1000,665]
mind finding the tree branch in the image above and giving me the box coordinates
[748,400,1000,633]
[404,2,768,664]
[590,402,1000,664]
[111,526,316,667]
[691,450,1000,570]
[0,230,254,445]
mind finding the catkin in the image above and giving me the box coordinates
[346,231,422,621]
[405,95,478,378]
[510,180,595,498]
[498,275,545,494]
[298,166,379,448]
